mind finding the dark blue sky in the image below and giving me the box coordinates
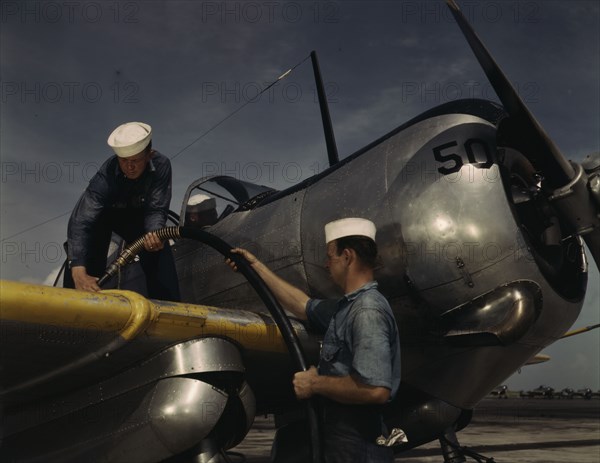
[1,0,598,390]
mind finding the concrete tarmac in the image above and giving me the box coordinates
[231,398,600,462]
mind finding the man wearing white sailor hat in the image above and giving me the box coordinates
[185,193,218,228]
[226,218,401,462]
[64,122,179,301]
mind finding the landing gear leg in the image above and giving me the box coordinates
[439,428,496,463]
[440,428,466,463]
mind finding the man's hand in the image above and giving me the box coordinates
[293,366,319,400]
[224,247,310,320]
[225,247,259,272]
[71,266,101,292]
[143,232,164,252]
[294,370,391,405]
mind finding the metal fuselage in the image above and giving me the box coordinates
[172,100,587,437]
[0,100,588,461]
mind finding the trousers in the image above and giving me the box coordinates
[320,399,394,463]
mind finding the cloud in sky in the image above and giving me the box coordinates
[1,0,598,389]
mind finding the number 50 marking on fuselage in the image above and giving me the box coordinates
[433,138,494,175]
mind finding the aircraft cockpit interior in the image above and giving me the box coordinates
[180,176,278,228]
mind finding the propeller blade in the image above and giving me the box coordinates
[446,0,600,267]
[560,323,600,339]
[444,0,574,189]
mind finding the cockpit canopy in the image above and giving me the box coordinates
[180,176,277,227]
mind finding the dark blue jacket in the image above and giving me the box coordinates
[67,151,172,267]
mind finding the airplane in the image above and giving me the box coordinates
[488,385,508,399]
[552,387,595,400]
[555,387,575,400]
[524,385,555,400]
[1,1,599,462]
[572,388,593,400]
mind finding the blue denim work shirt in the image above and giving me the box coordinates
[306,281,401,399]
[67,152,172,267]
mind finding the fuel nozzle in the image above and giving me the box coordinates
[97,226,182,287]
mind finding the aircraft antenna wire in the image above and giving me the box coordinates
[170,54,311,162]
[1,58,310,243]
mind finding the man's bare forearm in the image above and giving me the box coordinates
[293,366,390,404]
[250,260,310,320]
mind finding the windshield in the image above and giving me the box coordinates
[180,176,277,227]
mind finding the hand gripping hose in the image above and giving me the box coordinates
[97,226,322,463]
[97,227,183,287]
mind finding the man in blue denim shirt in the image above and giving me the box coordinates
[228,218,401,463]
[64,122,179,301]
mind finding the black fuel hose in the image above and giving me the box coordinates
[97,226,322,463]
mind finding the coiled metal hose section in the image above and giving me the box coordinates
[97,225,322,463]
[97,226,182,287]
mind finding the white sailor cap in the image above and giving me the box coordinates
[107,122,152,158]
[187,194,217,212]
[324,218,376,244]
